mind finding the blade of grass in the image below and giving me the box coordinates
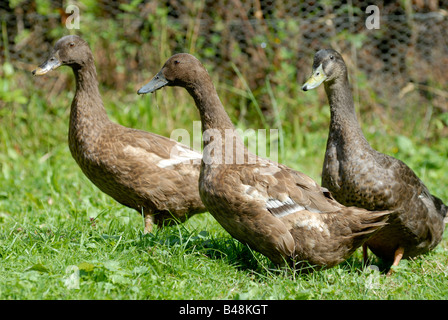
[265,75,285,163]
[230,62,269,129]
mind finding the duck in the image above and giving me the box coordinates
[32,35,207,233]
[302,48,447,273]
[137,53,391,271]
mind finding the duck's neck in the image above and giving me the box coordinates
[69,60,110,156]
[186,79,248,165]
[324,76,370,149]
[187,80,234,133]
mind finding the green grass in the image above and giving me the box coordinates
[0,62,447,300]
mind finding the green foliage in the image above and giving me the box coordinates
[0,63,28,105]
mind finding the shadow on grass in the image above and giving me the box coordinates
[130,222,383,279]
[133,225,266,271]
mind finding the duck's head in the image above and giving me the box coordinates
[137,53,207,94]
[302,49,347,91]
[32,35,90,75]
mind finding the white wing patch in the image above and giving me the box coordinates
[241,182,321,218]
[242,184,266,201]
[123,144,202,169]
[157,145,202,168]
[267,195,330,235]
[266,197,306,218]
[294,215,330,236]
[123,145,162,162]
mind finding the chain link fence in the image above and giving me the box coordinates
[1,0,447,113]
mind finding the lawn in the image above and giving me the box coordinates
[0,56,447,301]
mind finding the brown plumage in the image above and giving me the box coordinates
[302,49,447,272]
[32,35,206,233]
[138,53,391,271]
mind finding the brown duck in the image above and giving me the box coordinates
[137,53,391,271]
[302,49,447,273]
[32,35,206,233]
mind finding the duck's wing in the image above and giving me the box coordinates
[94,124,204,213]
[369,152,447,244]
[115,125,202,167]
[230,159,388,267]
[376,152,446,216]
[243,160,341,218]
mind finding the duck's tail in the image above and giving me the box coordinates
[347,207,391,236]
[330,207,392,263]
[441,205,447,224]
[431,195,447,224]
[291,207,391,270]
[442,203,448,224]
[352,208,391,235]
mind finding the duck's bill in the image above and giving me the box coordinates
[302,64,326,91]
[32,57,61,76]
[137,71,169,95]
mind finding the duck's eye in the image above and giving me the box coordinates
[330,55,334,60]
[69,42,75,47]
[174,60,180,65]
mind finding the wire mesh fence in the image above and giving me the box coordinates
[1,0,447,113]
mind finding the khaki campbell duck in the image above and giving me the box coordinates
[33,35,206,233]
[137,53,391,271]
[302,48,447,274]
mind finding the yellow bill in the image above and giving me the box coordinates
[32,57,61,76]
[302,64,326,91]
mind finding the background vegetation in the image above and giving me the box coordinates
[0,0,447,300]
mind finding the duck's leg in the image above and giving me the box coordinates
[362,243,369,265]
[144,213,154,234]
[386,246,404,276]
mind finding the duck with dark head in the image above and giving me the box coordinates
[33,36,207,233]
[138,53,392,271]
[303,48,447,274]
